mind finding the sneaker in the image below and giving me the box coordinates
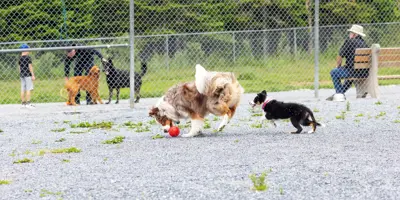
[326,94,334,101]
[25,104,36,109]
[333,93,346,102]
[21,104,26,109]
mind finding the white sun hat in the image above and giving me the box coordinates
[347,24,366,37]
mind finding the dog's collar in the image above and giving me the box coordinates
[262,98,273,110]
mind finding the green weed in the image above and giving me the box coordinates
[0,180,11,185]
[313,108,320,113]
[251,123,262,128]
[355,113,364,117]
[102,136,125,144]
[249,172,268,191]
[62,159,70,163]
[152,134,164,139]
[346,101,350,111]
[31,140,42,144]
[375,101,382,105]
[123,121,150,132]
[279,186,284,195]
[393,120,400,123]
[376,112,386,119]
[39,189,63,198]
[71,121,113,129]
[251,113,263,117]
[13,158,34,164]
[55,138,66,142]
[336,111,346,120]
[50,147,81,153]
[51,128,66,132]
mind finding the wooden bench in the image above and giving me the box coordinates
[347,44,400,98]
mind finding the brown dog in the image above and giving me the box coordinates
[64,66,103,106]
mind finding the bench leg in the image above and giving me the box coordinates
[354,79,368,98]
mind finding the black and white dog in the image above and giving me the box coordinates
[102,59,147,104]
[249,90,323,133]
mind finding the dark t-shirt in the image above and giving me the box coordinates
[64,48,103,77]
[339,36,368,69]
[19,55,32,77]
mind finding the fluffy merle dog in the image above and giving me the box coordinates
[102,59,147,104]
[250,90,323,133]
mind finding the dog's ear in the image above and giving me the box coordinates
[183,83,197,100]
[261,90,267,95]
[149,107,159,117]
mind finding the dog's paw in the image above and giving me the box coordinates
[307,130,315,134]
[217,125,226,132]
[106,102,111,104]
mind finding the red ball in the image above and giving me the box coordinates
[168,126,180,137]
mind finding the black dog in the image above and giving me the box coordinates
[102,59,147,104]
[250,90,323,133]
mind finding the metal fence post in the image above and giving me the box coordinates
[129,0,135,108]
[314,0,320,98]
[166,35,169,70]
[294,29,297,58]
[232,32,236,63]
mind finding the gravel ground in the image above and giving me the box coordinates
[1,86,400,200]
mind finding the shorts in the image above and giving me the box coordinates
[20,77,34,92]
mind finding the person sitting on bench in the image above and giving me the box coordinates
[326,24,369,102]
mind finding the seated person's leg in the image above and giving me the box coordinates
[330,67,351,94]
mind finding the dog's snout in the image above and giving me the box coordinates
[163,129,168,133]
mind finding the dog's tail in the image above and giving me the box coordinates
[195,64,208,94]
[308,110,326,127]
[137,62,148,79]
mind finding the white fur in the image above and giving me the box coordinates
[182,119,204,137]
[195,64,207,94]
[217,114,229,132]
[162,124,171,132]
[155,96,165,107]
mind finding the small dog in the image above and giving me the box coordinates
[250,90,323,133]
[102,59,147,104]
[149,64,244,137]
[64,66,103,106]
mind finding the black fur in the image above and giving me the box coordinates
[252,90,322,133]
[102,59,147,104]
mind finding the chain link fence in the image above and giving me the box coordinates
[1,1,400,105]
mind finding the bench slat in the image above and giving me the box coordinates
[345,75,400,81]
[378,75,400,80]
[379,55,400,62]
[380,48,400,55]
[354,63,370,69]
[354,56,370,62]
[378,61,400,68]
[355,48,371,55]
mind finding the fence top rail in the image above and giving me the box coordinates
[0,44,129,53]
[2,21,399,47]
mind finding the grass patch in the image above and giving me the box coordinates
[55,138,66,142]
[62,159,70,163]
[251,123,263,128]
[213,116,219,121]
[346,101,350,111]
[204,119,211,129]
[39,189,63,198]
[249,172,268,191]
[13,158,34,164]
[313,108,320,113]
[63,120,71,124]
[355,113,364,117]
[251,113,263,117]
[102,136,125,144]
[0,180,11,185]
[50,147,81,154]
[70,130,91,134]
[31,140,42,144]
[0,129,3,133]
[393,120,400,123]
[375,101,382,105]
[234,139,239,143]
[51,128,66,132]
[152,134,164,139]
[376,112,386,119]
[71,121,113,129]
[123,121,150,132]
[178,121,191,129]
[148,119,156,125]
[279,186,284,195]
[336,111,346,120]
[9,149,17,157]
